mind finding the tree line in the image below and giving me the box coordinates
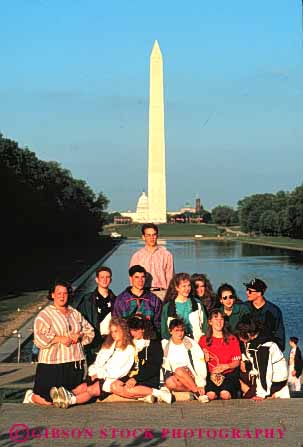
[238,187,303,238]
[1,134,109,254]
[211,186,303,239]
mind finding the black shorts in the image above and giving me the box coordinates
[205,370,240,399]
[33,361,85,402]
[137,377,160,388]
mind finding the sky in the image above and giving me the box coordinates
[1,0,302,212]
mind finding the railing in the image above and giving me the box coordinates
[0,305,43,363]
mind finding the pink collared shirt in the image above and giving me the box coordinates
[129,245,174,289]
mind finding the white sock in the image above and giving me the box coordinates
[70,395,77,405]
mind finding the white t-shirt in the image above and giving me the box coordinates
[167,342,193,373]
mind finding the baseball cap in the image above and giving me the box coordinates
[243,278,267,292]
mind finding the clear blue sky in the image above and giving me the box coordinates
[1,0,302,212]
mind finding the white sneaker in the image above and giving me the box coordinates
[157,389,172,404]
[50,387,60,407]
[138,395,156,404]
[197,394,209,403]
[23,389,33,404]
[57,387,74,409]
[191,392,209,403]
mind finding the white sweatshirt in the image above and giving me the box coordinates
[244,340,288,398]
[88,342,135,392]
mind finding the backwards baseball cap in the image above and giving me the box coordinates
[243,278,267,293]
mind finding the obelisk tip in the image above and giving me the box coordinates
[152,40,161,53]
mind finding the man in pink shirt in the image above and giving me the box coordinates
[129,223,174,300]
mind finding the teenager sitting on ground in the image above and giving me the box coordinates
[50,317,135,408]
[199,309,241,401]
[162,318,209,403]
[161,273,207,342]
[236,317,290,400]
[110,317,171,404]
[24,280,94,405]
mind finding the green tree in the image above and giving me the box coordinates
[238,194,275,233]
[211,205,235,226]
[0,133,109,251]
[259,210,278,236]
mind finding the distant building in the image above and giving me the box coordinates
[136,191,149,222]
[195,198,201,213]
[120,191,149,223]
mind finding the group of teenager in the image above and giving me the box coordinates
[24,223,303,408]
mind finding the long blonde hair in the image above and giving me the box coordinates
[102,317,133,350]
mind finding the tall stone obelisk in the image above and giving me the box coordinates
[148,40,167,223]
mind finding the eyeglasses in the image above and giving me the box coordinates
[222,295,234,301]
[246,289,257,294]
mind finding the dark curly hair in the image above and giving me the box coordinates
[127,316,156,340]
[235,315,263,340]
[217,283,242,304]
[48,280,73,303]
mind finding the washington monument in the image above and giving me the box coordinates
[148,40,167,223]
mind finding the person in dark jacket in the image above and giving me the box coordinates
[110,317,172,403]
[113,265,162,336]
[72,266,116,364]
[237,317,289,400]
[243,278,285,352]
[217,283,249,333]
[288,337,303,392]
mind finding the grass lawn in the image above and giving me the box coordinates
[234,235,303,251]
[103,223,222,238]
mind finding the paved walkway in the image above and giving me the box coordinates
[0,363,303,447]
[1,399,303,446]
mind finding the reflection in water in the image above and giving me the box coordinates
[78,239,303,356]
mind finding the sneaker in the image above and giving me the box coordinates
[50,387,60,408]
[57,387,74,409]
[157,389,172,404]
[192,392,209,403]
[197,394,209,403]
[138,395,156,404]
[23,389,33,404]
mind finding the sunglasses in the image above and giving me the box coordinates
[246,289,257,294]
[222,295,234,301]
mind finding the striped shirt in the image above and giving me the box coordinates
[129,245,174,289]
[34,304,94,364]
